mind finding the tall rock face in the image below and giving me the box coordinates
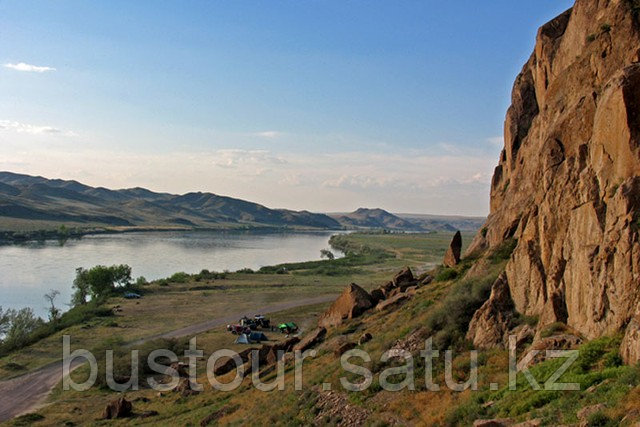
[467,0,640,360]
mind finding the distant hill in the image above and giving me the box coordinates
[0,171,340,231]
[330,208,485,232]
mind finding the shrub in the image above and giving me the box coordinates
[12,413,45,426]
[435,268,458,282]
[587,33,597,42]
[168,272,190,283]
[587,412,615,427]
[600,23,612,33]
[235,268,255,274]
[488,238,517,263]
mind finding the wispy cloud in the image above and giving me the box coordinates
[250,131,283,139]
[0,120,74,136]
[4,62,56,73]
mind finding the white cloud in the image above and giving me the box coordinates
[0,120,75,136]
[4,62,56,73]
[250,131,283,139]
[0,145,496,216]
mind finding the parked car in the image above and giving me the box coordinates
[254,315,271,329]
[278,322,299,334]
[123,292,141,299]
[227,324,251,335]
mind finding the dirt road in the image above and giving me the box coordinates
[0,294,335,422]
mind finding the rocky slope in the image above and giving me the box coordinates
[466,0,640,362]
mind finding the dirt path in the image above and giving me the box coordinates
[0,294,335,423]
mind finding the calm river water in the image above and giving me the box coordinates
[0,230,339,318]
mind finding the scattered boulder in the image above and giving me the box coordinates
[443,231,462,267]
[102,397,132,419]
[175,378,200,397]
[358,332,373,345]
[369,288,385,304]
[420,275,433,286]
[333,341,356,357]
[389,327,429,355]
[392,267,415,287]
[312,389,370,426]
[318,283,374,328]
[293,327,327,352]
[405,286,419,296]
[466,273,515,349]
[139,410,159,418]
[170,362,189,378]
[213,348,255,376]
[375,293,410,312]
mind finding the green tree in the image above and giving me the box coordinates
[44,289,61,322]
[1,308,42,350]
[72,267,90,306]
[111,264,132,287]
[320,249,335,260]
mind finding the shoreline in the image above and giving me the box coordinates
[0,225,348,246]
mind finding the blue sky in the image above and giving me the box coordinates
[0,0,573,215]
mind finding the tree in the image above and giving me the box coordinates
[1,308,42,350]
[0,307,9,337]
[111,264,132,287]
[320,249,335,260]
[72,267,90,306]
[44,289,61,322]
[72,264,133,306]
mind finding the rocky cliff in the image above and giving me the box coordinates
[467,0,640,362]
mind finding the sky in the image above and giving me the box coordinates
[0,0,573,216]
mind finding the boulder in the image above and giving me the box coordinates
[392,267,414,287]
[318,283,374,328]
[213,348,254,376]
[170,362,189,378]
[443,231,462,267]
[370,288,385,304]
[375,293,410,312]
[466,273,515,349]
[420,275,433,286]
[102,397,132,419]
[333,341,356,358]
[293,327,327,352]
[358,332,373,345]
[175,377,200,397]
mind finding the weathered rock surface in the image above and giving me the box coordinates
[443,231,462,267]
[466,273,515,349]
[318,283,374,328]
[102,397,132,419]
[466,0,640,361]
[358,332,373,345]
[621,315,640,365]
[293,327,327,352]
[524,334,583,366]
[392,266,415,287]
[375,293,410,312]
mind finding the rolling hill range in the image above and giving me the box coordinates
[0,171,485,235]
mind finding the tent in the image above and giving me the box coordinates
[234,334,252,345]
[249,332,268,342]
